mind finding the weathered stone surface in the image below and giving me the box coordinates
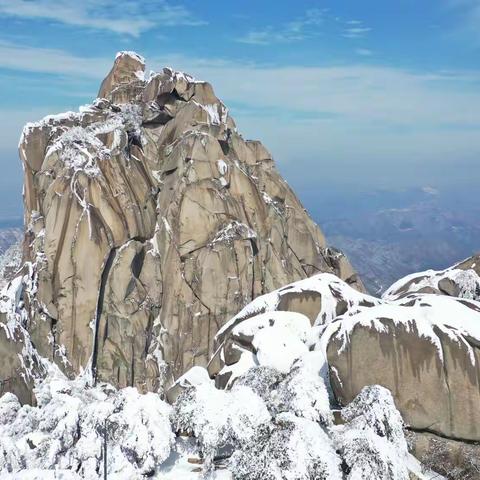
[15,52,363,396]
[325,295,480,441]
[209,273,377,384]
[0,317,34,405]
[211,269,480,448]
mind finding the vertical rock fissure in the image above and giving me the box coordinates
[91,247,117,383]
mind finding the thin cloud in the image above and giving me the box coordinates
[236,8,326,45]
[447,0,480,44]
[146,53,480,142]
[343,26,372,39]
[355,48,373,56]
[238,10,372,45]
[0,0,205,37]
[2,45,480,189]
[0,42,110,78]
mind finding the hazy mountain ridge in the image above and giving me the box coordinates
[312,188,480,293]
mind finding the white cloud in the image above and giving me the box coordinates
[1,44,480,188]
[0,0,204,37]
[355,48,373,56]
[0,42,110,78]
[153,54,480,186]
[236,8,326,45]
[343,27,371,39]
[237,10,372,45]
[154,54,480,130]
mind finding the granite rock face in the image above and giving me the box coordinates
[325,295,480,441]
[14,51,363,396]
[212,263,480,444]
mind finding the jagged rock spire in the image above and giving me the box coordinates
[11,52,363,399]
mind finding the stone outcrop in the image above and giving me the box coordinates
[208,273,376,387]
[383,254,480,301]
[211,267,480,445]
[0,277,47,405]
[14,51,363,397]
[325,295,480,441]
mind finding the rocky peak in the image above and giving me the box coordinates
[5,52,363,403]
[98,51,146,101]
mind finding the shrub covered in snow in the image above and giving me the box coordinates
[0,368,173,479]
[172,361,417,480]
[335,385,410,480]
[229,413,341,480]
[172,381,271,473]
[0,363,428,480]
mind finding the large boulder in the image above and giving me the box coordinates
[212,269,480,445]
[324,293,480,441]
[209,273,378,387]
[14,52,363,398]
[383,254,480,301]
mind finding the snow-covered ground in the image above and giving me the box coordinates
[0,361,442,480]
[3,267,474,478]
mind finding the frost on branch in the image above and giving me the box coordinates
[229,413,342,480]
[335,385,410,480]
[233,365,285,403]
[0,369,174,479]
[269,357,333,426]
[172,381,270,473]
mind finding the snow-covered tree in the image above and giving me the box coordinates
[172,381,271,473]
[229,413,342,480]
[335,385,410,480]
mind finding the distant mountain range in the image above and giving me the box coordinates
[1,187,479,296]
[309,186,480,294]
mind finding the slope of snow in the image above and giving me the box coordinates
[320,293,480,363]
[383,258,480,301]
[217,273,379,339]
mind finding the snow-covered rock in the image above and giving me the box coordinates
[324,293,480,441]
[383,254,480,301]
[212,270,480,444]
[209,273,378,384]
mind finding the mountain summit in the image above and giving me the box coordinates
[9,51,362,401]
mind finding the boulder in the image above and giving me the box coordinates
[324,294,480,441]
[210,273,377,386]
[383,254,480,301]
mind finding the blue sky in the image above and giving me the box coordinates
[0,0,479,218]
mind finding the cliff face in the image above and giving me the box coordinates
[16,51,363,395]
